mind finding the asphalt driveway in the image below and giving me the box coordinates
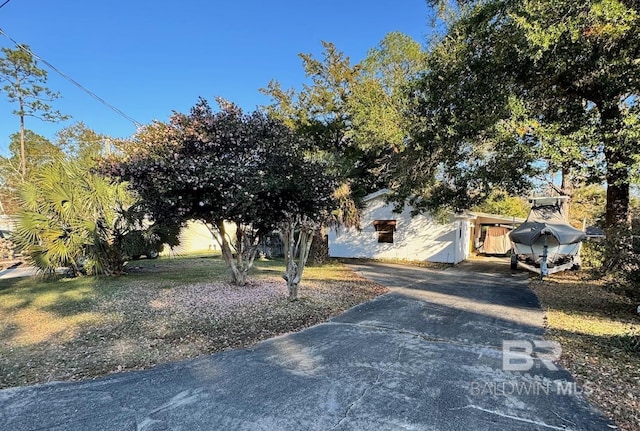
[0,261,614,430]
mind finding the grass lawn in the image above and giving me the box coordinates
[0,255,387,389]
[530,271,640,431]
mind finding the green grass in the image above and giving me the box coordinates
[0,255,387,389]
[531,272,640,431]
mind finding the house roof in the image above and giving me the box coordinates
[362,190,526,224]
[468,211,526,225]
[362,189,391,202]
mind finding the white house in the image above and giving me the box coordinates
[328,190,474,264]
[160,220,218,256]
[160,220,283,258]
[328,190,523,264]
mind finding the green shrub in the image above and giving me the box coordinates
[580,239,605,269]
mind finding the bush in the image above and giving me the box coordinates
[12,160,134,276]
[580,239,605,269]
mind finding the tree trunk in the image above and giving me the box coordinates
[213,219,247,285]
[232,268,247,286]
[599,102,633,271]
[307,225,329,266]
[600,102,631,229]
[604,156,631,228]
[207,220,261,286]
[281,216,316,300]
[288,281,299,301]
[19,112,26,179]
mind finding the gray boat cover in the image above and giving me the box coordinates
[528,204,566,223]
[510,203,587,246]
[509,221,587,246]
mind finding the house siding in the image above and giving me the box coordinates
[161,220,218,256]
[328,193,472,264]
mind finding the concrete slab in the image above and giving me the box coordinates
[0,261,615,430]
[0,264,37,280]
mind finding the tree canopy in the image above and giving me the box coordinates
[261,34,428,222]
[407,0,639,227]
[0,45,68,178]
[105,98,335,289]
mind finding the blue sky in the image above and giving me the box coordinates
[0,0,436,155]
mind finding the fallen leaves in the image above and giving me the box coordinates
[0,260,388,390]
[531,270,640,431]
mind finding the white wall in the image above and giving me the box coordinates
[328,195,472,264]
[161,220,218,256]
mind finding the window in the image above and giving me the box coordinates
[373,220,396,243]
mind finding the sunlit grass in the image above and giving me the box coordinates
[7,309,106,346]
[549,310,637,336]
[0,255,386,389]
[298,262,357,281]
[0,276,103,346]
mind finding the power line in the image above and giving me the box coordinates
[0,1,12,11]
[0,27,142,128]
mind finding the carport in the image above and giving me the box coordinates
[469,212,525,255]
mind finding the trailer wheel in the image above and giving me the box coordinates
[510,253,518,270]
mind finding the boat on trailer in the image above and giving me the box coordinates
[509,197,587,278]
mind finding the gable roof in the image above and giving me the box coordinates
[362,189,391,203]
[362,190,524,224]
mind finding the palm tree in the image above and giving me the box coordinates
[12,158,133,275]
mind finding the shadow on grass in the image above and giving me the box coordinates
[0,322,19,343]
[0,276,32,292]
[552,326,640,357]
[0,257,287,319]
[532,272,640,324]
[546,327,640,431]
[0,276,97,314]
[0,258,387,389]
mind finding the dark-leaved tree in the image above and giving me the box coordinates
[104,98,335,295]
